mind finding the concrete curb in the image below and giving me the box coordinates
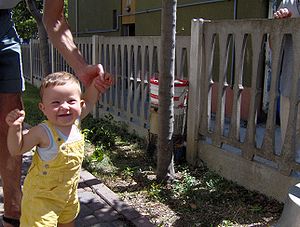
[80,170,155,227]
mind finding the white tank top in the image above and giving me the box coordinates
[37,122,82,161]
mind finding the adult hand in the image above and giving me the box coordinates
[76,64,105,87]
[274,8,292,18]
[76,63,113,93]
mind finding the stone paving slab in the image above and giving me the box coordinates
[0,152,154,227]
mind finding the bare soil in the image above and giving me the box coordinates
[84,141,283,227]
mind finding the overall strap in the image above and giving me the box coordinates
[43,120,64,145]
[74,118,81,129]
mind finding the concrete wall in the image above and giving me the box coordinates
[187,18,300,202]
[199,143,299,202]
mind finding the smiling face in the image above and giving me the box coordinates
[39,79,84,129]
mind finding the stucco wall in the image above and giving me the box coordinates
[69,0,121,36]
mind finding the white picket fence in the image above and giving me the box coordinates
[21,36,190,136]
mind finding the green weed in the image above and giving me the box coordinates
[148,182,163,201]
[172,169,198,199]
[219,220,235,227]
[121,166,136,179]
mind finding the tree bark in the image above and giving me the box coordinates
[157,0,177,182]
[25,0,50,77]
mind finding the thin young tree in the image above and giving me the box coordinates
[157,0,177,182]
[25,0,50,76]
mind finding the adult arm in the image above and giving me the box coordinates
[43,0,111,89]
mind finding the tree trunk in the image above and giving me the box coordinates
[25,0,50,77]
[156,0,177,182]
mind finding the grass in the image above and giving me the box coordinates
[23,82,284,226]
[23,82,44,125]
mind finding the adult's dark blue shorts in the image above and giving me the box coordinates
[0,9,25,93]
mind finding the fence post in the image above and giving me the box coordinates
[186,19,205,165]
[51,43,55,73]
[92,35,99,118]
[29,40,33,85]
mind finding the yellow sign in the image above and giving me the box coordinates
[122,0,135,24]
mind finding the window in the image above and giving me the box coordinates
[113,10,118,29]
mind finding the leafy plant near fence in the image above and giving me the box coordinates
[81,114,146,174]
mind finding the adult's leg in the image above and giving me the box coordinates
[0,93,23,226]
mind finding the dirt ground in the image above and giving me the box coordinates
[84,141,284,227]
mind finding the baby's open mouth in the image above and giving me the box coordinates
[58,113,72,117]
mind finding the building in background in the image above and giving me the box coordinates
[68,0,270,37]
[67,0,280,121]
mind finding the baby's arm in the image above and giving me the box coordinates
[81,72,113,119]
[6,109,25,155]
[5,109,47,156]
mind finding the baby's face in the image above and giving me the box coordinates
[39,81,83,128]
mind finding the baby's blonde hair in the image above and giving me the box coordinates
[39,71,81,100]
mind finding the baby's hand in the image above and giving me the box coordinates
[5,109,25,127]
[94,72,113,93]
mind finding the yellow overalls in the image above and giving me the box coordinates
[20,120,84,226]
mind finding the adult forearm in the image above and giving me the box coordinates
[46,21,87,73]
[43,0,87,78]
